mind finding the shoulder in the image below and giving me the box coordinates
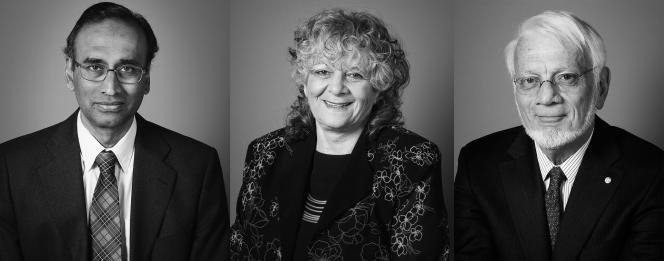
[601,122,664,168]
[604,123,663,156]
[461,126,523,154]
[244,128,290,156]
[139,118,217,156]
[0,120,66,157]
[369,126,440,181]
[248,128,288,147]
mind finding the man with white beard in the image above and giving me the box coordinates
[455,10,664,260]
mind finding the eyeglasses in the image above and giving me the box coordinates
[73,60,145,84]
[513,68,594,95]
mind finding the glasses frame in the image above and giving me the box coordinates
[72,60,146,84]
[513,67,595,95]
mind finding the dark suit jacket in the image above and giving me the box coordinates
[455,117,664,260]
[0,111,229,261]
[230,126,449,260]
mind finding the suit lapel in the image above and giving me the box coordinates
[38,111,89,260]
[553,118,622,260]
[130,115,177,261]
[499,129,551,260]
[278,133,315,260]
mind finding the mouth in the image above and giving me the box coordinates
[323,100,353,109]
[95,102,124,112]
[536,115,566,123]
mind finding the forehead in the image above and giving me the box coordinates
[74,19,147,63]
[515,32,584,72]
[308,43,370,70]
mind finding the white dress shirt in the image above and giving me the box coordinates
[535,130,593,210]
[77,112,135,260]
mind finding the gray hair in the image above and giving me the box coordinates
[505,10,606,82]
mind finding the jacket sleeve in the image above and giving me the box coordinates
[454,145,497,260]
[188,148,230,261]
[229,140,258,259]
[386,141,449,261]
[0,147,24,260]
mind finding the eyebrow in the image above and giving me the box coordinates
[81,58,144,67]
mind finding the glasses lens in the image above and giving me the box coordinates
[116,65,143,83]
[555,73,580,86]
[515,76,539,93]
[80,63,107,81]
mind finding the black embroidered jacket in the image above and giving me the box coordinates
[231,126,449,260]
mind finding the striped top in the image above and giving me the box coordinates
[535,130,594,209]
[294,151,351,258]
[302,194,326,224]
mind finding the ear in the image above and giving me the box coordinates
[65,57,75,91]
[142,74,150,95]
[594,66,610,110]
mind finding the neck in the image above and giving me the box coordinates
[81,116,133,148]
[540,128,593,165]
[315,124,363,155]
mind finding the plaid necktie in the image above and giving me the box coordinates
[545,166,566,250]
[90,150,124,261]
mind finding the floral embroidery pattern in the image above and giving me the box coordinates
[231,130,287,259]
[370,137,440,256]
[231,127,448,260]
[308,240,343,261]
[269,198,280,218]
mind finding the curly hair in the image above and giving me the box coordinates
[285,9,410,142]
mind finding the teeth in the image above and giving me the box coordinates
[324,100,351,108]
[99,104,121,110]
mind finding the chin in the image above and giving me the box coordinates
[523,114,596,150]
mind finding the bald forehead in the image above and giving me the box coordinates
[515,31,586,72]
[74,19,148,64]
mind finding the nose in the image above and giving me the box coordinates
[536,80,562,105]
[101,70,122,96]
[327,72,348,95]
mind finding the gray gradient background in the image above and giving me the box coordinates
[0,0,230,200]
[229,0,453,222]
[454,0,664,174]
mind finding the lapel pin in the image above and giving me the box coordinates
[604,177,612,184]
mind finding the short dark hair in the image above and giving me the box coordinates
[63,2,159,70]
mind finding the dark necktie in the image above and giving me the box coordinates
[545,166,566,250]
[90,150,124,261]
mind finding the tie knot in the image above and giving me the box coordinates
[95,150,117,171]
[547,166,566,184]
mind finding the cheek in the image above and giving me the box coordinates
[353,84,378,104]
[514,95,532,113]
[304,77,325,98]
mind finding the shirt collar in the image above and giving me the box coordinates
[77,111,137,172]
[536,129,594,181]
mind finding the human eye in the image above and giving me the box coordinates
[516,76,539,88]
[556,73,580,85]
[345,72,366,81]
[118,65,141,75]
[311,69,332,78]
[85,64,106,72]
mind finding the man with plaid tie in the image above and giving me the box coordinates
[455,11,664,260]
[0,2,229,260]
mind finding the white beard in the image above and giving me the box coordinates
[516,89,597,150]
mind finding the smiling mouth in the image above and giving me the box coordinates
[537,115,565,123]
[96,102,124,112]
[323,100,353,109]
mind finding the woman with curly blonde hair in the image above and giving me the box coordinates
[231,9,448,260]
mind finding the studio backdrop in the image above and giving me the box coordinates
[229,0,454,222]
[454,0,664,174]
[0,0,230,200]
